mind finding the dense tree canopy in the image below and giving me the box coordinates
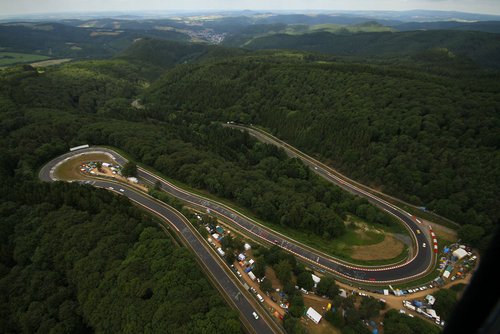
[384,309,440,334]
[0,182,240,333]
[145,52,500,249]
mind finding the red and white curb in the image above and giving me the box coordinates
[429,226,438,253]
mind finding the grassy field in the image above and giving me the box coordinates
[30,58,72,67]
[54,153,114,181]
[0,52,50,66]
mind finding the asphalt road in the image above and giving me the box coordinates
[39,152,277,334]
[40,145,433,284]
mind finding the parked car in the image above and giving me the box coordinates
[252,312,259,320]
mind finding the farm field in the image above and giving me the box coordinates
[0,52,50,66]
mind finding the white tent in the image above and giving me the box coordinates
[306,307,322,324]
[453,248,468,260]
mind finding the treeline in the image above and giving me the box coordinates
[144,52,500,250]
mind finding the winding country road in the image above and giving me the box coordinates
[40,140,434,285]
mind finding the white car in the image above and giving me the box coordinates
[422,242,426,248]
[252,312,259,320]
[119,189,125,192]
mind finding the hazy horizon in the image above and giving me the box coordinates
[2,0,500,17]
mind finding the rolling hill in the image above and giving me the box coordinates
[242,30,500,68]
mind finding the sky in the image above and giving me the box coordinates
[1,0,500,16]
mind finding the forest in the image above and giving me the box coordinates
[142,47,499,250]
[239,30,500,69]
[0,181,240,333]
[1,35,498,332]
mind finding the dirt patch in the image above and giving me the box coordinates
[303,294,341,334]
[423,219,458,242]
[350,234,404,260]
[236,264,285,319]
[265,266,282,291]
[31,58,72,67]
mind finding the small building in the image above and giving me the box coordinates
[248,271,256,281]
[102,162,111,167]
[238,253,246,261]
[248,259,255,265]
[426,294,436,305]
[306,307,322,324]
[311,274,321,288]
[338,289,347,298]
[244,243,251,251]
[453,248,468,260]
[212,233,220,241]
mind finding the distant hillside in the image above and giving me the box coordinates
[252,14,401,26]
[394,20,500,34]
[222,22,393,47]
[0,22,190,59]
[118,38,246,69]
[118,38,210,68]
[244,30,500,68]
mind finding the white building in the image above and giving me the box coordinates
[426,294,436,305]
[244,243,251,251]
[306,307,322,324]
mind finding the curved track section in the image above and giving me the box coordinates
[40,146,433,283]
[39,152,277,334]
